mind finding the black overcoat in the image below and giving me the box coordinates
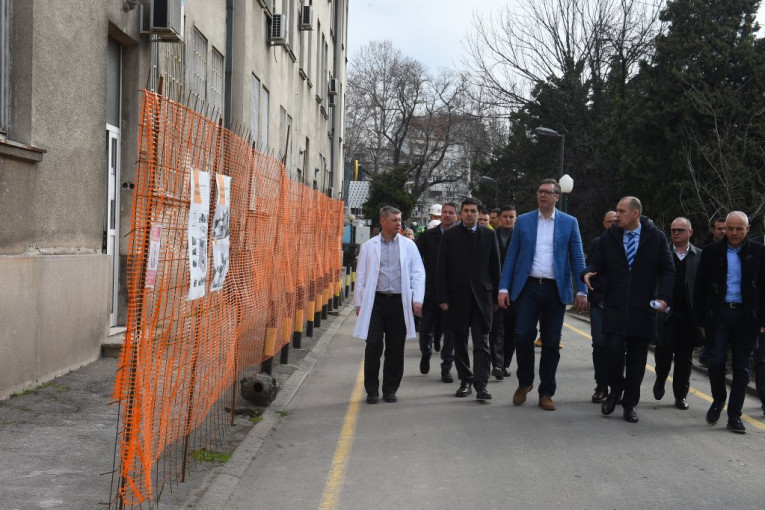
[415,226,443,310]
[582,217,675,339]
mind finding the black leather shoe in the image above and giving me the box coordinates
[501,367,512,378]
[455,381,472,397]
[383,393,397,403]
[420,354,430,375]
[591,386,608,403]
[623,406,639,423]
[441,369,454,383]
[366,394,379,404]
[653,380,665,400]
[475,385,492,400]
[706,401,724,425]
[492,366,504,380]
[434,337,441,352]
[601,393,617,415]
[675,398,689,410]
[727,418,746,434]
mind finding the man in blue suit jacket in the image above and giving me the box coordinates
[498,178,588,410]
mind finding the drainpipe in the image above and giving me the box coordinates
[224,0,234,129]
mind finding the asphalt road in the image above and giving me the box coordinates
[217,312,765,510]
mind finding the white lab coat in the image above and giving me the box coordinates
[353,234,425,340]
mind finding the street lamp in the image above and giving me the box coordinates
[559,173,574,213]
[477,175,499,208]
[534,126,565,179]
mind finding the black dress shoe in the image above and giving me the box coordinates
[601,393,617,415]
[706,401,724,425]
[455,381,472,397]
[501,367,512,378]
[434,337,441,352]
[591,386,608,403]
[441,369,454,383]
[383,393,397,403]
[475,385,492,400]
[366,394,379,404]
[492,366,504,380]
[420,354,430,375]
[675,398,689,410]
[727,418,746,434]
[623,406,639,423]
[653,380,665,400]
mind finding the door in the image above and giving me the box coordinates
[106,37,121,327]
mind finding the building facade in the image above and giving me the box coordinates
[0,0,348,399]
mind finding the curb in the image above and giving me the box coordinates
[564,311,761,399]
[183,304,353,509]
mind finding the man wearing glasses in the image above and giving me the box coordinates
[498,178,588,411]
[652,218,702,411]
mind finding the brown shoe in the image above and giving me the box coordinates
[513,385,534,406]
[539,395,556,411]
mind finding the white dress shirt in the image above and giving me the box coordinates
[529,209,556,279]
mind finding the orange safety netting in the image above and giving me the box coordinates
[111,91,344,506]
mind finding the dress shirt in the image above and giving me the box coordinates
[376,235,402,293]
[672,244,689,261]
[725,243,743,304]
[529,209,556,279]
[623,223,642,253]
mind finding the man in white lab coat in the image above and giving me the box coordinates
[354,206,426,403]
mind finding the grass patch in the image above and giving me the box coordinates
[14,388,37,397]
[276,410,289,417]
[191,448,231,463]
[12,381,71,398]
[250,416,263,424]
[0,421,18,426]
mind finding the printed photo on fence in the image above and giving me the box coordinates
[188,168,210,300]
[211,174,231,292]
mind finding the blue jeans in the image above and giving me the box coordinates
[514,280,565,397]
[708,308,753,420]
[590,304,608,388]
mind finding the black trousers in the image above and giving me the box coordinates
[654,316,695,399]
[452,295,491,386]
[364,293,407,396]
[753,334,765,409]
[606,334,649,408]
[489,307,516,370]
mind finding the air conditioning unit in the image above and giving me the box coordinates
[328,78,339,96]
[328,95,337,108]
[269,14,288,45]
[299,4,313,30]
[141,0,185,42]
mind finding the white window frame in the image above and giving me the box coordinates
[250,74,261,146]
[187,27,208,111]
[210,47,224,115]
[260,86,270,151]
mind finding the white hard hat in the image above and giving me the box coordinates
[429,204,442,216]
[427,219,441,229]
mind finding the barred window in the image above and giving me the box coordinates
[250,75,260,147]
[209,47,224,115]
[159,41,185,103]
[0,0,10,137]
[186,27,207,111]
[260,87,270,151]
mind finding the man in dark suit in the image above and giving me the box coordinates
[751,219,765,415]
[498,178,589,411]
[587,210,617,403]
[694,211,765,433]
[489,205,517,380]
[416,202,458,382]
[583,196,675,424]
[436,197,501,400]
[653,217,702,410]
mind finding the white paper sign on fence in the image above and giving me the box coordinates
[188,168,210,301]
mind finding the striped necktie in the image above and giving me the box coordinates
[625,231,637,270]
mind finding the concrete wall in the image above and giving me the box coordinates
[0,255,109,400]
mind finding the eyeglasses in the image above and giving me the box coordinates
[537,190,558,196]
[670,228,688,234]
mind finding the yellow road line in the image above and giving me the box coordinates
[563,319,765,431]
[319,359,365,510]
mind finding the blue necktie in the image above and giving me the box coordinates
[625,231,637,270]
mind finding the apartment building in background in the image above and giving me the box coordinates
[0,0,348,399]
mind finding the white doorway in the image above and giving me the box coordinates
[106,37,122,327]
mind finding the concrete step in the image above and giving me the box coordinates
[102,326,126,359]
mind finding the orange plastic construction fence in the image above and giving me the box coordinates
[110,91,344,507]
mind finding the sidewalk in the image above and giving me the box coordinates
[0,303,351,509]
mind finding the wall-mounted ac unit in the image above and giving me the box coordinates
[269,14,288,45]
[141,0,185,42]
[328,78,339,96]
[328,95,337,108]
[299,5,313,30]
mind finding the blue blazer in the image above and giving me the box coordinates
[499,209,587,304]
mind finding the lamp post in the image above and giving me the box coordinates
[559,173,574,213]
[477,175,498,208]
[534,126,569,211]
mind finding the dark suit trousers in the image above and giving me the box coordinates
[654,315,695,399]
[452,295,491,385]
[606,334,649,408]
[419,306,443,355]
[753,334,765,409]
[364,293,407,396]
[708,308,753,420]
[489,307,516,370]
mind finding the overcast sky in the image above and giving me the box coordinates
[347,0,519,71]
[347,1,765,73]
